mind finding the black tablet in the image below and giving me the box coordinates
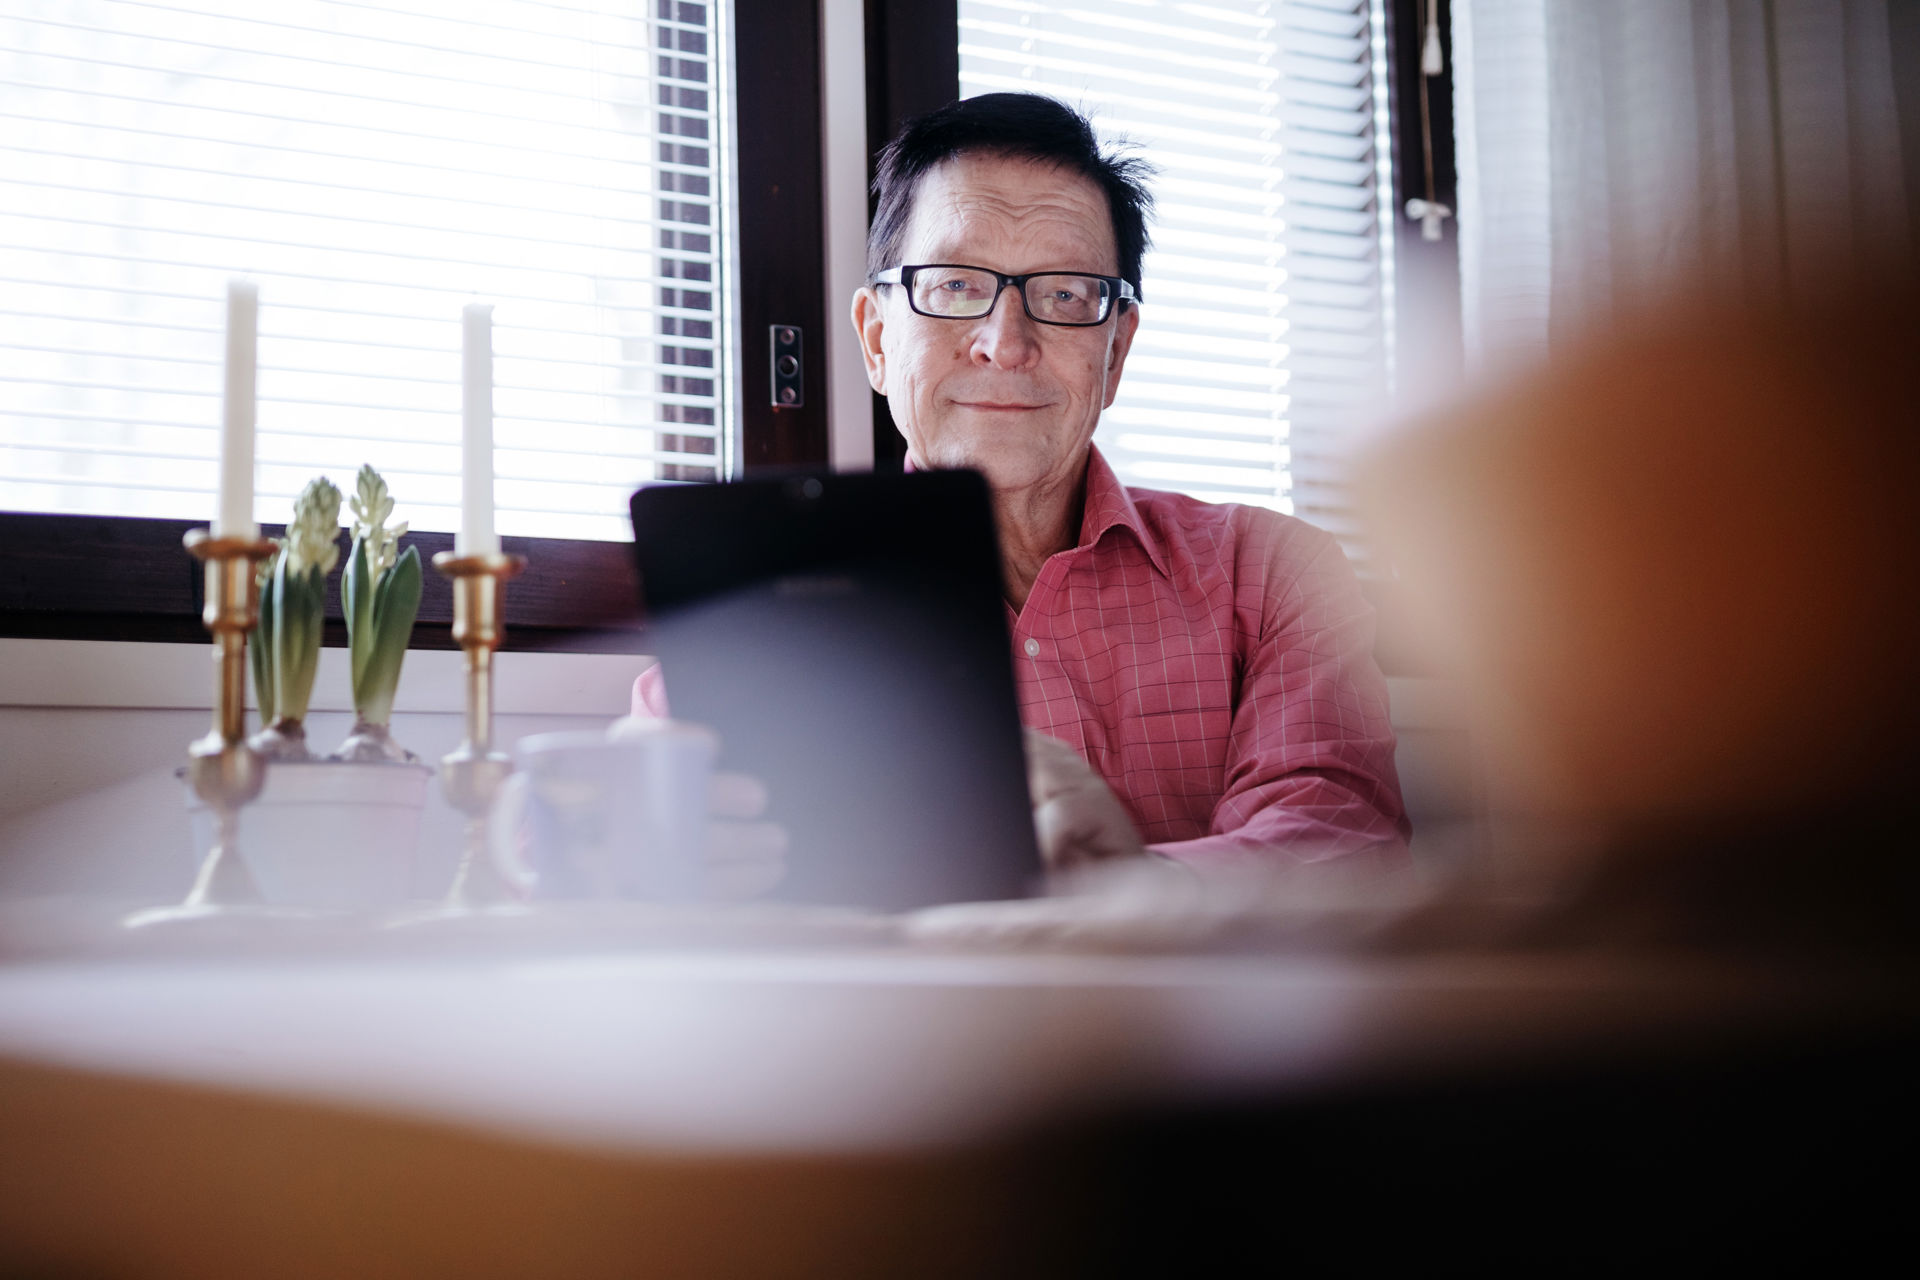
[628,468,1040,909]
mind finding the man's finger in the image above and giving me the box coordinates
[1033,795,1095,870]
[1022,731,1150,871]
[704,818,788,900]
[706,818,788,865]
[1024,729,1087,805]
[707,857,787,901]
[708,770,770,820]
[1034,793,1134,870]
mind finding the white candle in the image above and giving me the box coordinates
[216,278,258,539]
[459,303,499,556]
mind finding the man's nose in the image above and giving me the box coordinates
[969,285,1042,368]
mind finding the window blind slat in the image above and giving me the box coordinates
[0,243,722,329]
[92,0,667,74]
[0,377,724,418]
[0,412,720,451]
[0,110,672,200]
[0,295,720,357]
[0,177,707,257]
[8,12,658,103]
[0,344,717,390]
[2,439,722,477]
[1281,5,1369,37]
[8,16,660,66]
[134,0,660,48]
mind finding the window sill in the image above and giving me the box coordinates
[0,638,645,719]
[0,513,646,654]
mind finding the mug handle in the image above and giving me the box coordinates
[487,770,539,897]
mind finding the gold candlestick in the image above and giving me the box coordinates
[433,550,527,906]
[150,529,279,917]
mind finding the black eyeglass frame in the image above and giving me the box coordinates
[870,264,1139,327]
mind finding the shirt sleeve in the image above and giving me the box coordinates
[1147,526,1412,871]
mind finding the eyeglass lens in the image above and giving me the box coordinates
[909,267,1111,325]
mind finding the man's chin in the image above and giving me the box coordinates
[952,456,1049,496]
[917,439,1084,495]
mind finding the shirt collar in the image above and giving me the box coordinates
[901,444,1170,579]
[1076,443,1170,577]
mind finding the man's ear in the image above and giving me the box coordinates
[1101,301,1141,409]
[851,287,888,394]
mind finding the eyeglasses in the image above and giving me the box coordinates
[871,264,1137,327]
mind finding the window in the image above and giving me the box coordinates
[0,0,830,649]
[1,0,734,543]
[957,0,1394,540]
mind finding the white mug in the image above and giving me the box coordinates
[489,721,717,901]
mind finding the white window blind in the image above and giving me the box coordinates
[958,0,1393,539]
[0,0,735,543]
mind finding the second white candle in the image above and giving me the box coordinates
[459,303,498,556]
[216,278,259,540]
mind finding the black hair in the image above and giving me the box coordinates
[867,92,1155,300]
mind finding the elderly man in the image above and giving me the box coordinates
[849,92,1409,874]
[638,91,1408,885]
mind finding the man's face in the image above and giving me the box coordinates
[852,152,1139,496]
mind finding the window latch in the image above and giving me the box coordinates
[770,325,803,408]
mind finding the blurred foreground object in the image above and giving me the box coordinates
[1357,281,1920,951]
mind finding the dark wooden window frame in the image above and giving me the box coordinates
[0,0,830,655]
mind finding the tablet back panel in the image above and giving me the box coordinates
[629,470,1040,909]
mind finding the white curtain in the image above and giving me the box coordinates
[1453,0,1915,374]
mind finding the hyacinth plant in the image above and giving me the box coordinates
[333,465,423,763]
[249,476,343,762]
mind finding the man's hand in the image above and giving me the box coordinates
[1024,729,1148,872]
[704,770,788,900]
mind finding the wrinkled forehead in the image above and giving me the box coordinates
[900,151,1119,274]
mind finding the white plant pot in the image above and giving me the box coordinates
[183,761,433,910]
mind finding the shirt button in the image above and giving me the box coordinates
[1023,637,1040,658]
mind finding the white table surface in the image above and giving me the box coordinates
[0,903,1867,1159]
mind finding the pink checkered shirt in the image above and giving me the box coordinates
[1001,446,1408,867]
[633,445,1409,868]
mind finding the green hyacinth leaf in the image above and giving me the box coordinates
[252,567,277,725]
[358,545,422,725]
[295,566,327,723]
[275,561,325,724]
[372,544,423,646]
[345,535,373,695]
[270,552,292,719]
